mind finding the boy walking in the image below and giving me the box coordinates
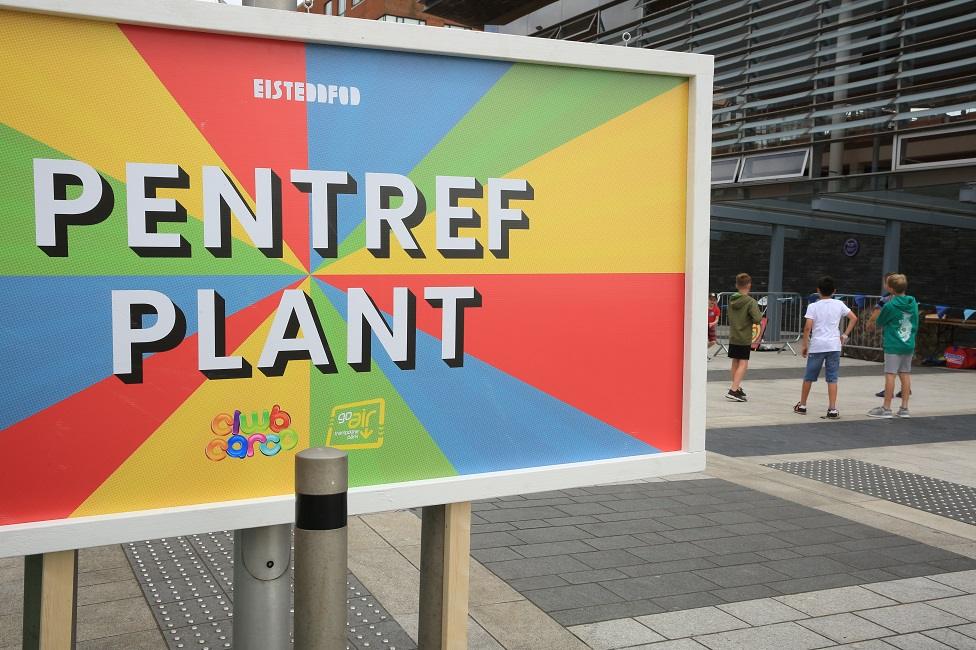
[794,276,858,418]
[726,273,763,402]
[867,273,918,418]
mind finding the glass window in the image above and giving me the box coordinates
[323,0,332,14]
[738,149,809,182]
[337,0,346,15]
[711,158,740,184]
[896,126,976,170]
[444,24,471,29]
[351,0,363,4]
[377,14,425,25]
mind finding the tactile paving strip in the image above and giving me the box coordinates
[765,458,976,525]
[125,530,416,650]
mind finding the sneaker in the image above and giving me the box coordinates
[726,389,746,402]
[875,389,911,398]
[867,406,893,418]
[793,402,807,415]
[826,409,839,419]
[735,388,747,402]
[896,407,911,418]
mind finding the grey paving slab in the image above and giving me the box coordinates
[709,584,781,602]
[885,632,956,649]
[930,570,976,593]
[549,600,666,627]
[636,606,750,639]
[568,618,666,649]
[858,602,969,634]
[692,564,791,588]
[75,629,167,650]
[507,575,569,591]
[929,594,976,621]
[485,555,591,580]
[776,586,900,617]
[716,597,808,626]
[707,414,976,457]
[652,592,727,612]
[471,479,976,627]
[923,627,976,649]
[513,540,593,558]
[573,549,648,569]
[602,573,720,601]
[957,623,976,639]
[864,577,968,603]
[796,613,895,644]
[694,621,834,650]
[522,582,623,611]
[509,526,594,544]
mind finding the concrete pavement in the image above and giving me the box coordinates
[1,350,975,649]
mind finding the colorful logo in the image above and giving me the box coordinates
[206,404,299,461]
[326,399,385,450]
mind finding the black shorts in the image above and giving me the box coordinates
[728,344,752,360]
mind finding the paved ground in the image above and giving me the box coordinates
[1,350,975,649]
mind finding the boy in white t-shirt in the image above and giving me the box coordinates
[794,276,858,418]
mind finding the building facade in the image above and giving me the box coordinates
[310,0,476,28]
[427,0,976,307]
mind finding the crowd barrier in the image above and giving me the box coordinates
[834,293,885,353]
[709,292,804,358]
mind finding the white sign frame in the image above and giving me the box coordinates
[0,0,713,557]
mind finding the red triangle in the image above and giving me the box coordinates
[320,273,685,451]
[122,25,310,270]
[0,282,299,526]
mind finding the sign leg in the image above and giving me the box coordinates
[419,502,471,649]
[23,550,78,650]
[233,524,292,650]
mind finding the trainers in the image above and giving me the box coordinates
[793,402,807,415]
[875,389,911,398]
[826,409,839,419]
[726,389,746,402]
[896,407,911,418]
[867,406,893,418]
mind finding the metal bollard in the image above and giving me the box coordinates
[294,447,349,650]
[233,524,292,650]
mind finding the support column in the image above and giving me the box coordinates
[419,502,472,649]
[23,550,78,650]
[766,223,785,342]
[882,219,901,284]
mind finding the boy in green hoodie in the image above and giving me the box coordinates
[726,273,763,402]
[867,273,919,418]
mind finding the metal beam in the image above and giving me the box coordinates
[712,204,886,236]
[812,196,976,230]
[882,220,901,278]
[710,219,802,238]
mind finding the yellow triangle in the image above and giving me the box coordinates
[71,280,313,517]
[325,83,688,276]
[0,11,305,271]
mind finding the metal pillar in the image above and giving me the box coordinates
[23,550,78,650]
[419,502,472,649]
[242,0,296,9]
[233,525,292,650]
[766,223,785,342]
[294,447,348,650]
[882,219,901,284]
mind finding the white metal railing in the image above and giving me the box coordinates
[710,291,804,359]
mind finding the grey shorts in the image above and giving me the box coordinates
[884,353,912,374]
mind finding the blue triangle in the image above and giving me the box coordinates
[315,279,659,474]
[0,274,300,430]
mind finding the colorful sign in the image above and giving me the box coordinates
[0,1,711,554]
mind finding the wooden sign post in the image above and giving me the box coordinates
[418,502,472,649]
[22,550,78,650]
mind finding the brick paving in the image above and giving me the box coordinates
[471,478,976,628]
